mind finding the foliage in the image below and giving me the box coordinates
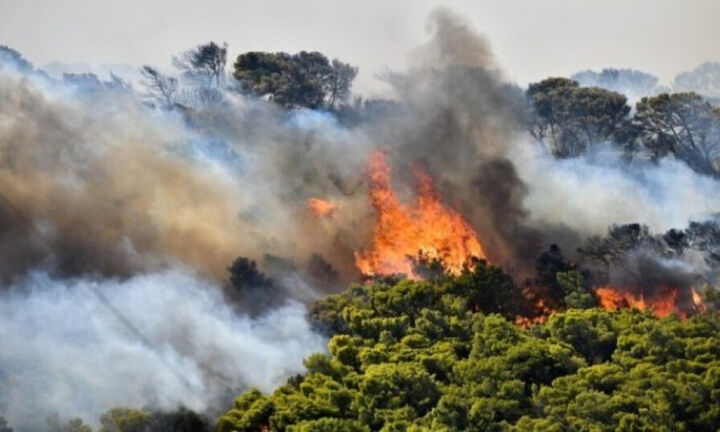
[526,73,720,179]
[0,416,12,432]
[526,78,631,157]
[226,256,283,311]
[572,68,664,100]
[556,271,596,309]
[173,41,228,90]
[221,262,720,431]
[233,51,357,109]
[99,408,150,432]
[634,92,720,176]
[140,66,179,109]
[95,407,210,432]
[0,45,33,72]
[673,62,720,101]
[579,221,720,285]
[527,78,630,157]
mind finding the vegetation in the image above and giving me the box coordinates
[527,78,630,157]
[672,62,720,102]
[634,92,720,176]
[233,51,357,109]
[525,75,720,175]
[218,261,720,431]
[571,68,664,99]
[134,41,720,178]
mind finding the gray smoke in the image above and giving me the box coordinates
[0,269,325,430]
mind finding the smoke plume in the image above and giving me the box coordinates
[0,269,324,430]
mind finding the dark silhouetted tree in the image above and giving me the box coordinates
[227,256,281,311]
[173,41,227,90]
[0,416,12,432]
[140,66,179,109]
[307,253,339,290]
[0,45,33,72]
[527,78,630,157]
[634,92,720,176]
[233,51,357,109]
[326,59,358,108]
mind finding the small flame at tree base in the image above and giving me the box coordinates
[355,151,486,278]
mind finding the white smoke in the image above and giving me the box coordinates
[513,142,720,236]
[0,269,326,430]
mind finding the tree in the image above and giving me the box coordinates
[233,51,357,109]
[0,416,12,432]
[556,271,596,310]
[527,78,630,157]
[97,407,210,432]
[534,244,573,306]
[144,407,211,432]
[444,260,525,319]
[325,59,358,108]
[0,45,33,72]
[683,220,720,267]
[140,66,179,109]
[99,408,150,432]
[572,68,663,100]
[673,62,720,102]
[578,223,655,272]
[634,92,720,176]
[173,41,227,90]
[226,256,282,311]
[60,418,92,432]
[307,253,339,290]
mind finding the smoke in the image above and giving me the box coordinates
[0,68,248,281]
[0,54,374,284]
[513,144,720,237]
[609,252,699,296]
[0,269,325,430]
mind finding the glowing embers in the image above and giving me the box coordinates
[355,151,486,278]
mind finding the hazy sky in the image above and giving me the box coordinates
[2,0,719,93]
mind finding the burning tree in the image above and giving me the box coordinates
[353,151,486,279]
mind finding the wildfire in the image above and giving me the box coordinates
[307,198,339,218]
[594,285,705,318]
[354,151,486,278]
[691,287,707,312]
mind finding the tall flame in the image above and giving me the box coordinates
[355,151,486,278]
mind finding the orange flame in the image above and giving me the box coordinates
[354,151,486,278]
[691,287,707,312]
[307,198,339,218]
[595,285,684,318]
